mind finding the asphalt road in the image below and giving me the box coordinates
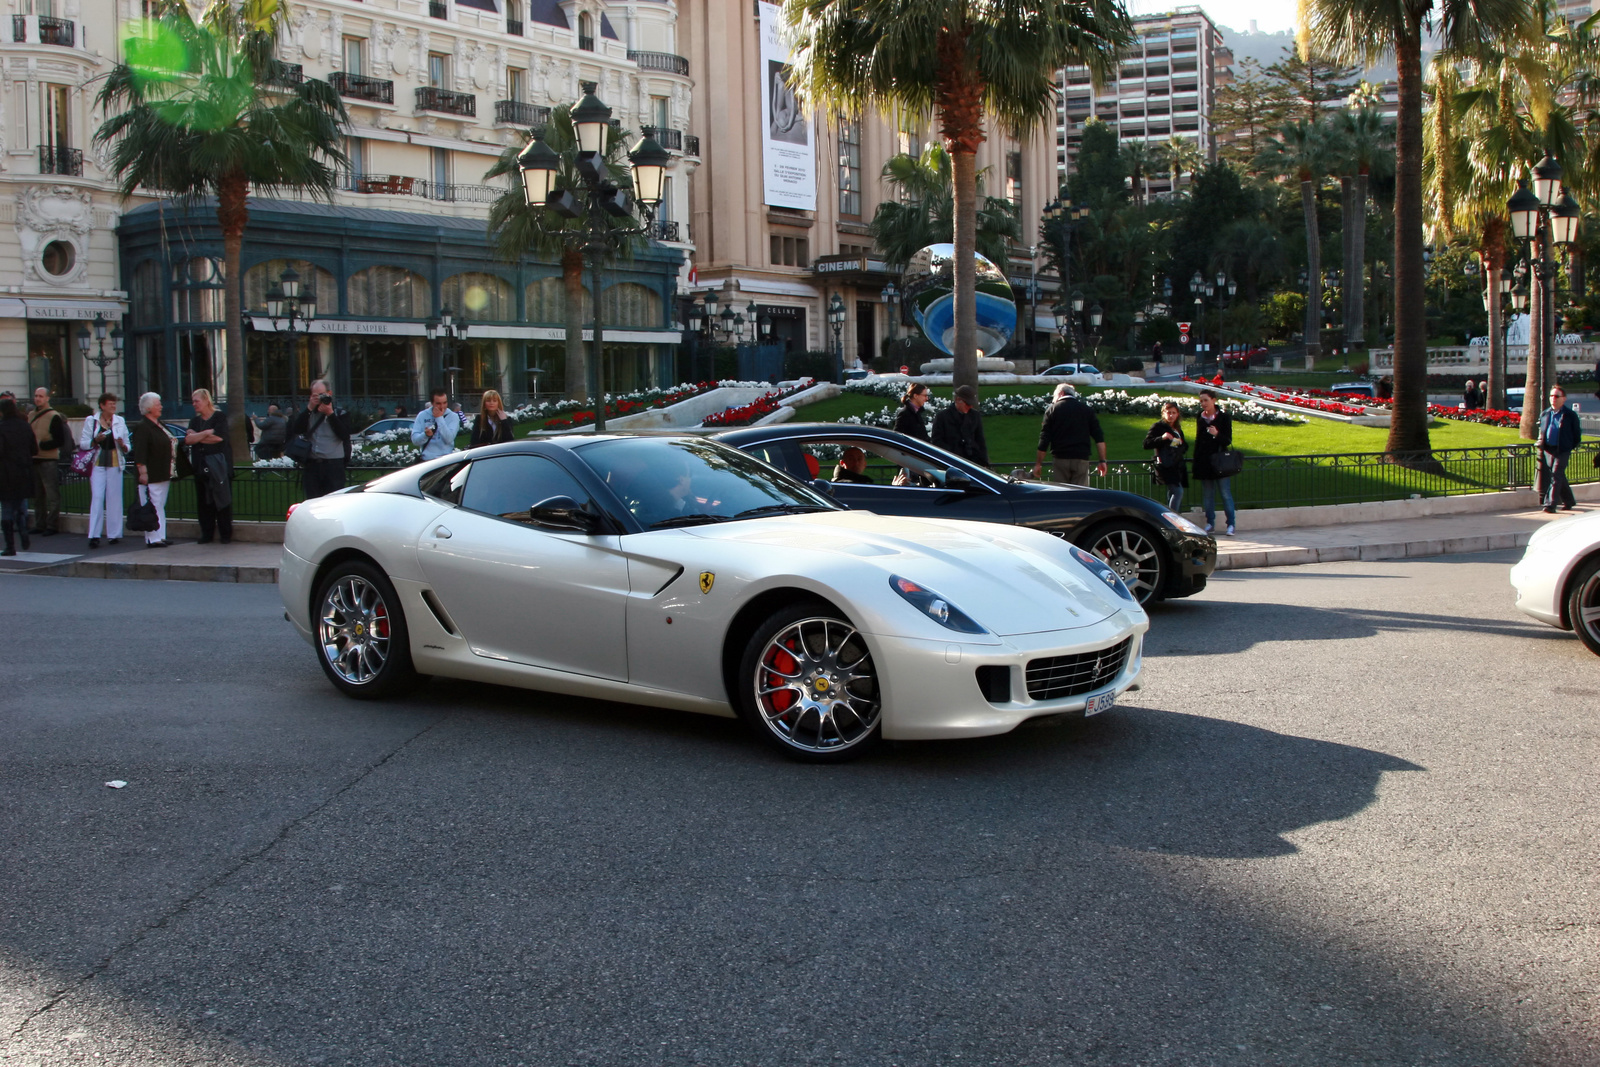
[2,553,1596,1067]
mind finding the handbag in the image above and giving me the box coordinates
[283,413,324,464]
[1211,448,1244,478]
[126,484,158,532]
[70,448,97,476]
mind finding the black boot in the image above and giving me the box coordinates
[19,523,29,550]
[1,520,15,557]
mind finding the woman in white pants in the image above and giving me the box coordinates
[79,392,130,548]
[130,391,173,547]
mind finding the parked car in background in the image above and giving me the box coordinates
[1042,363,1101,377]
[1221,345,1270,370]
[1331,381,1377,399]
[355,417,414,443]
[1511,509,1600,656]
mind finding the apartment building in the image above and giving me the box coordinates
[3,0,696,410]
[1057,5,1229,195]
[679,0,1057,368]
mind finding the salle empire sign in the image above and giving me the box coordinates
[248,317,423,336]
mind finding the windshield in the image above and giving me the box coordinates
[580,437,839,529]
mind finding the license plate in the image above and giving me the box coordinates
[1085,690,1116,716]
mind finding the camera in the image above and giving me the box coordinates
[317,394,334,409]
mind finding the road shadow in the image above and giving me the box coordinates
[1144,598,1563,654]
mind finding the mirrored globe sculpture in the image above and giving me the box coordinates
[902,243,1016,357]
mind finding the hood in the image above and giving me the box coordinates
[687,511,1126,635]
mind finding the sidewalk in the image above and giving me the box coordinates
[1,531,280,583]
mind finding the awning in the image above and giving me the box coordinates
[0,297,126,320]
[249,316,682,344]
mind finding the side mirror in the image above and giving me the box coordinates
[529,495,602,533]
[944,471,977,493]
[810,478,835,496]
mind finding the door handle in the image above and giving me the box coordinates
[433,526,452,539]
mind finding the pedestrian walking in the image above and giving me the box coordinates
[1537,385,1582,513]
[1192,389,1236,535]
[470,389,516,448]
[1151,340,1164,374]
[252,404,288,461]
[185,388,233,544]
[28,387,68,536]
[1463,379,1481,410]
[287,380,352,499]
[80,393,131,548]
[930,384,989,467]
[0,396,38,556]
[130,392,174,548]
[412,388,463,461]
[893,383,931,442]
[1031,383,1108,485]
[1144,400,1189,513]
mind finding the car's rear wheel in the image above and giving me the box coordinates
[1566,555,1600,656]
[1083,522,1167,605]
[314,559,418,698]
[736,603,881,762]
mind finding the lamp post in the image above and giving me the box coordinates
[1042,198,1090,357]
[880,281,900,373]
[425,305,470,402]
[827,293,846,382]
[518,84,670,431]
[265,264,318,397]
[1508,158,1581,436]
[1087,302,1104,362]
[77,312,123,399]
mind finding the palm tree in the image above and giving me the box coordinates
[784,0,1131,390]
[96,0,347,457]
[1120,140,1163,206]
[486,107,640,402]
[1333,107,1394,348]
[1300,0,1534,462]
[1258,118,1331,366]
[1161,135,1203,193]
[868,144,1019,268]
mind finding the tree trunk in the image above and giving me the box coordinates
[1521,245,1544,440]
[590,248,607,431]
[1339,175,1353,344]
[1485,237,1506,413]
[1349,171,1368,348]
[1572,244,1586,301]
[936,28,984,393]
[562,243,587,402]
[1301,177,1321,369]
[1385,28,1434,462]
[216,168,251,461]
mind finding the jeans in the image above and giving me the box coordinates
[302,457,347,499]
[1164,483,1184,512]
[32,458,59,531]
[1,496,28,531]
[1201,478,1236,527]
[1541,450,1574,509]
[88,465,124,539]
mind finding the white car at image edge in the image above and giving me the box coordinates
[279,435,1149,761]
[1510,509,1600,656]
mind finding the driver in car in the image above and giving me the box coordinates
[623,452,698,526]
[832,446,875,484]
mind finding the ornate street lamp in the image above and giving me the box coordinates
[1507,161,1581,424]
[827,293,847,382]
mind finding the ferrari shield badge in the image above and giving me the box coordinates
[699,571,715,594]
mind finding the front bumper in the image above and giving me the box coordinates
[1510,547,1566,629]
[1162,528,1216,599]
[871,614,1146,740]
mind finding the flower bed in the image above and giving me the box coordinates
[839,388,1304,430]
[1201,377,1524,428]
[701,379,816,427]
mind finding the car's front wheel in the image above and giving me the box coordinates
[1083,522,1168,605]
[314,559,418,698]
[736,603,882,762]
[1566,554,1600,656]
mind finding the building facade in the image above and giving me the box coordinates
[1056,5,1230,196]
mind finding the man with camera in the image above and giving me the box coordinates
[287,380,352,499]
[411,388,462,463]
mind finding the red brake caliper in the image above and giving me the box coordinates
[764,642,797,711]
[373,603,389,639]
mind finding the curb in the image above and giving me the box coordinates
[28,560,280,583]
[1214,529,1533,571]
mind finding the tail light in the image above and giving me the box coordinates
[286,503,300,521]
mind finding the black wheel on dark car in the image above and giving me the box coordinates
[1083,522,1167,605]
[1566,555,1600,657]
[736,603,881,762]
[314,559,418,698]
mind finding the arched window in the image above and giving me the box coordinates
[129,260,161,326]
[602,282,663,328]
[347,265,429,318]
[244,259,337,314]
[577,11,594,49]
[172,257,224,324]
[525,276,591,324]
[441,271,514,321]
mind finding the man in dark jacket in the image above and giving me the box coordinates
[1538,385,1582,512]
[930,384,989,467]
[287,380,353,499]
[1031,384,1107,484]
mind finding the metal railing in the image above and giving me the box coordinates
[13,14,75,44]
[38,144,83,176]
[628,50,689,75]
[505,17,522,34]
[994,441,1600,511]
[416,86,476,116]
[684,133,700,156]
[329,71,394,104]
[429,1,448,17]
[343,171,506,203]
[494,99,550,126]
[640,125,683,151]
[577,34,594,50]
[648,219,681,242]
[60,466,396,524]
[268,62,304,87]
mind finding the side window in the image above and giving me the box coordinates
[460,455,590,522]
[419,461,470,505]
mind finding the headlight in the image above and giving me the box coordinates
[1162,511,1208,536]
[888,575,987,634]
[1067,544,1137,602]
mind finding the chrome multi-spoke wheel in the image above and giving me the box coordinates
[1087,524,1166,605]
[313,560,416,697]
[741,608,881,760]
[1567,557,1600,657]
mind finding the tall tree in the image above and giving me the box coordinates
[1211,58,1294,169]
[1161,135,1204,192]
[784,0,1131,390]
[1333,106,1394,347]
[97,0,347,457]
[1300,0,1534,462]
[1120,139,1163,206]
[867,143,1020,267]
[1258,118,1332,366]
[1266,45,1362,123]
[1067,117,1129,206]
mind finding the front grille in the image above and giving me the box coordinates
[1026,637,1132,701]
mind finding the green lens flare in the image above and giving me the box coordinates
[122,20,189,85]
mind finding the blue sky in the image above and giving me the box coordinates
[1125,0,1299,35]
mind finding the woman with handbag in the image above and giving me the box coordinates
[79,392,131,548]
[470,389,516,448]
[185,388,233,544]
[0,396,38,556]
[130,392,173,548]
[1142,400,1189,514]
[1192,389,1237,536]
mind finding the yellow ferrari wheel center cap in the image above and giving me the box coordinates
[813,677,830,693]
[354,622,365,636]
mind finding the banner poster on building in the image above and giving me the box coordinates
[758,1,816,211]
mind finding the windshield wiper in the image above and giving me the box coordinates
[734,503,833,519]
[649,512,731,529]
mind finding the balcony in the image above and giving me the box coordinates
[416,86,476,117]
[495,100,551,127]
[329,71,394,104]
[648,219,681,242]
[38,144,83,177]
[578,34,594,50]
[429,1,447,17]
[640,125,682,151]
[346,173,505,204]
[12,14,76,45]
[628,50,689,76]
[506,18,522,34]
[684,134,700,156]
[267,62,304,88]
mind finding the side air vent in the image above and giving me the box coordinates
[420,589,459,636]
[975,665,1011,704]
